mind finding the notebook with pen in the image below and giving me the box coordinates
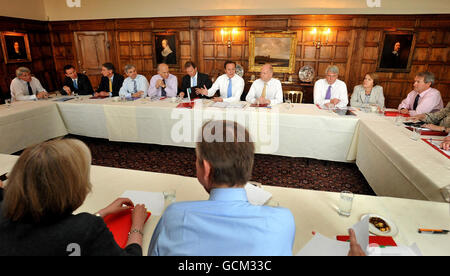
[103,209,151,248]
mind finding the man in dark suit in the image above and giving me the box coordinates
[95,63,125,97]
[178,61,212,99]
[62,65,94,96]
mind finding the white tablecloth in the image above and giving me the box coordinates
[356,116,450,202]
[56,98,359,162]
[0,101,68,154]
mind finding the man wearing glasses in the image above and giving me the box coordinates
[313,65,348,109]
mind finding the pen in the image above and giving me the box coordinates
[418,229,449,234]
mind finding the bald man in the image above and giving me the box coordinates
[148,63,178,98]
[245,64,283,106]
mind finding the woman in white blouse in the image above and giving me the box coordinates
[350,72,385,108]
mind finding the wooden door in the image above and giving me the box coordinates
[74,31,110,89]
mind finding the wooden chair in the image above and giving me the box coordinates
[284,90,303,103]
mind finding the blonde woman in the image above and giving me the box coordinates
[0,139,147,256]
[350,73,385,108]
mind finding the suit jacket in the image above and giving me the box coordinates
[179,72,213,99]
[350,85,385,108]
[62,73,94,96]
[0,188,141,256]
[97,73,125,97]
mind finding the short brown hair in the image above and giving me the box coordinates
[196,121,254,187]
[184,61,197,69]
[365,72,379,86]
[3,139,92,223]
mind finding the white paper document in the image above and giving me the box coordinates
[296,216,422,256]
[245,183,272,206]
[121,190,165,216]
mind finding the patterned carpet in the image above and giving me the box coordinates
[69,135,375,196]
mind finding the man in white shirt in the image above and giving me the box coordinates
[313,65,348,109]
[246,64,283,106]
[197,60,244,103]
[147,63,178,98]
[119,64,149,98]
[10,67,48,101]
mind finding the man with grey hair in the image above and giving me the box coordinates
[398,71,443,116]
[313,65,348,109]
[147,63,178,98]
[10,67,48,101]
[118,64,149,98]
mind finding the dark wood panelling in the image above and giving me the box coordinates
[0,17,57,100]
[2,14,449,107]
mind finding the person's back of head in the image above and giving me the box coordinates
[196,120,254,191]
[2,139,92,223]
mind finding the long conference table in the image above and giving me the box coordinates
[0,96,449,203]
[0,153,449,256]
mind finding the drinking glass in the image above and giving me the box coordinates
[410,127,421,141]
[5,99,11,108]
[394,114,403,126]
[338,191,354,217]
[328,103,335,113]
[285,99,293,110]
[163,189,176,208]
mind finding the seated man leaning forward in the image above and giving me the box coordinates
[10,67,48,101]
[398,71,443,116]
[148,120,296,256]
[313,65,348,109]
[147,63,178,98]
[118,64,149,99]
[196,60,245,103]
[246,64,283,106]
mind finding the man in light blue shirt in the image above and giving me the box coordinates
[119,64,149,98]
[148,120,296,256]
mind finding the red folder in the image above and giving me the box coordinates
[176,102,195,109]
[384,111,410,117]
[103,209,151,248]
[336,235,397,247]
[250,103,269,107]
[405,126,447,136]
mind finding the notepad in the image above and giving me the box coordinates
[244,183,272,206]
[121,190,165,216]
[103,209,151,249]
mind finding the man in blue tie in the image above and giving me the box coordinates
[179,61,212,99]
[197,60,245,103]
[313,65,348,109]
[148,120,296,256]
[61,65,94,96]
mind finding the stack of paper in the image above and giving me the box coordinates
[244,183,272,206]
[121,190,165,216]
[296,217,422,256]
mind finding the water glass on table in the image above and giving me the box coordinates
[338,191,354,217]
[5,99,11,108]
[410,127,421,141]
[394,113,403,126]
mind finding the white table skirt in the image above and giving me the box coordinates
[56,98,359,162]
[0,101,68,154]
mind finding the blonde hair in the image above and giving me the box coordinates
[3,139,92,223]
[365,72,379,86]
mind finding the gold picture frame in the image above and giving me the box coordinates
[0,32,32,64]
[249,32,297,73]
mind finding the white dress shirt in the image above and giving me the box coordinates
[313,78,348,108]
[147,74,178,98]
[206,74,245,103]
[119,74,149,98]
[10,77,47,101]
[190,72,198,87]
[246,78,283,106]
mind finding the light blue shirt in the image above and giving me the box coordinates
[148,188,295,256]
[119,74,149,98]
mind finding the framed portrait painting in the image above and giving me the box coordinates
[249,32,297,73]
[153,32,179,67]
[1,32,32,64]
[376,31,416,72]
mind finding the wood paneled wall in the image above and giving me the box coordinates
[1,14,449,108]
[0,17,58,102]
